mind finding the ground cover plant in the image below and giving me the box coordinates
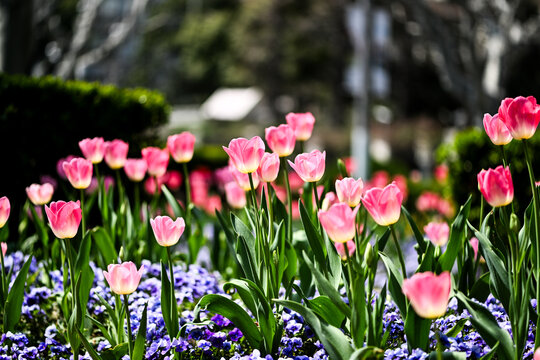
[0,97,539,359]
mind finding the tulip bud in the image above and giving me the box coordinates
[510,213,520,234]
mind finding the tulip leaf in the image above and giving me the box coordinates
[231,213,256,262]
[337,158,350,178]
[428,352,467,359]
[455,292,514,360]
[445,318,468,338]
[379,252,406,317]
[92,227,117,266]
[439,196,471,272]
[161,185,184,218]
[132,303,148,360]
[469,272,491,303]
[404,307,431,352]
[402,205,427,253]
[160,261,174,339]
[3,255,33,332]
[417,242,435,273]
[76,327,104,360]
[299,201,327,270]
[479,342,499,360]
[75,231,92,279]
[194,294,262,350]
[275,299,354,360]
[86,315,115,346]
[350,346,385,360]
[307,296,346,329]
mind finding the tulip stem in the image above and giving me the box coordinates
[267,184,275,244]
[63,239,76,309]
[390,226,407,278]
[281,158,293,241]
[435,325,443,360]
[80,189,86,239]
[123,294,133,358]
[182,163,192,248]
[116,170,125,208]
[0,248,6,301]
[166,246,178,337]
[311,182,321,212]
[523,140,540,348]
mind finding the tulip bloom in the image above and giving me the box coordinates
[534,348,540,360]
[483,113,512,146]
[335,240,356,261]
[142,147,169,178]
[362,182,403,226]
[288,150,326,183]
[167,132,196,163]
[424,222,450,247]
[204,195,222,215]
[124,158,148,182]
[26,183,54,205]
[104,140,129,169]
[223,136,265,174]
[225,182,246,209]
[0,242,5,258]
[45,201,82,239]
[286,112,316,141]
[469,237,479,261]
[402,271,452,319]
[231,166,259,191]
[322,191,339,211]
[57,155,76,180]
[164,170,183,191]
[258,152,280,182]
[265,124,296,157]
[498,96,540,140]
[477,165,514,207]
[103,262,144,295]
[318,203,359,243]
[63,157,93,189]
[335,177,363,207]
[150,216,185,247]
[79,137,106,163]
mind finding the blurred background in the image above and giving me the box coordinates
[2,0,540,222]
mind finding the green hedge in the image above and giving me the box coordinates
[0,73,169,223]
[436,127,540,220]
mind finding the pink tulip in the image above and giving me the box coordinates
[167,132,196,163]
[0,242,6,257]
[104,140,129,169]
[231,166,259,191]
[191,183,209,207]
[483,113,512,146]
[334,240,356,261]
[367,170,390,190]
[223,137,265,174]
[318,203,359,243]
[225,182,246,209]
[534,348,540,360]
[434,164,449,183]
[424,221,450,247]
[393,174,408,200]
[144,176,165,195]
[477,165,514,207]
[124,158,148,182]
[288,172,304,192]
[321,191,339,211]
[402,271,452,319]
[335,177,363,207]
[26,183,54,205]
[45,201,82,239]
[286,112,315,141]
[103,262,144,295]
[164,170,183,191]
[258,152,280,182]
[79,137,106,163]
[142,147,169,178]
[498,96,540,140]
[204,195,222,215]
[63,157,93,189]
[469,237,479,261]
[150,216,185,247]
[362,182,403,226]
[56,155,76,179]
[265,124,296,157]
[288,150,326,183]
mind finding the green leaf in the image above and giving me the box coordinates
[404,308,431,351]
[469,272,491,303]
[76,327,104,360]
[194,294,262,349]
[307,295,346,329]
[417,242,435,273]
[75,232,92,277]
[455,292,514,360]
[479,342,499,360]
[160,261,174,339]
[92,227,117,265]
[379,252,406,317]
[132,303,148,360]
[161,185,184,218]
[231,213,257,262]
[350,346,385,360]
[86,315,115,346]
[439,196,471,272]
[428,352,467,359]
[402,206,427,253]
[275,299,354,360]
[445,318,467,338]
[299,201,327,270]
[3,255,33,332]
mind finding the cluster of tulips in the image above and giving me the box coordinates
[0,95,539,359]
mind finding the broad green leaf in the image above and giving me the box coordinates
[404,308,431,351]
[231,213,257,263]
[3,255,33,332]
[379,252,406,317]
[417,242,435,273]
[428,352,467,359]
[350,346,385,360]
[402,206,427,253]
[86,315,115,346]
[132,303,148,360]
[194,294,262,349]
[479,342,499,360]
[455,292,513,360]
[275,299,354,360]
[445,318,467,338]
[161,185,184,218]
[299,201,327,269]
[160,261,174,338]
[469,272,491,303]
[92,227,117,265]
[307,296,346,329]
[75,232,92,278]
[439,197,471,272]
[76,327,104,360]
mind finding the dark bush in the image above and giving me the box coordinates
[0,73,169,230]
[436,127,540,221]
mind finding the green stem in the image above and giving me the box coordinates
[311,182,321,212]
[123,295,133,358]
[0,246,6,301]
[80,189,86,238]
[134,182,140,224]
[63,239,76,310]
[281,158,293,241]
[390,226,407,278]
[166,247,177,337]
[182,163,192,241]
[267,184,275,244]
[116,170,125,208]
[150,176,160,215]
[435,324,443,360]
